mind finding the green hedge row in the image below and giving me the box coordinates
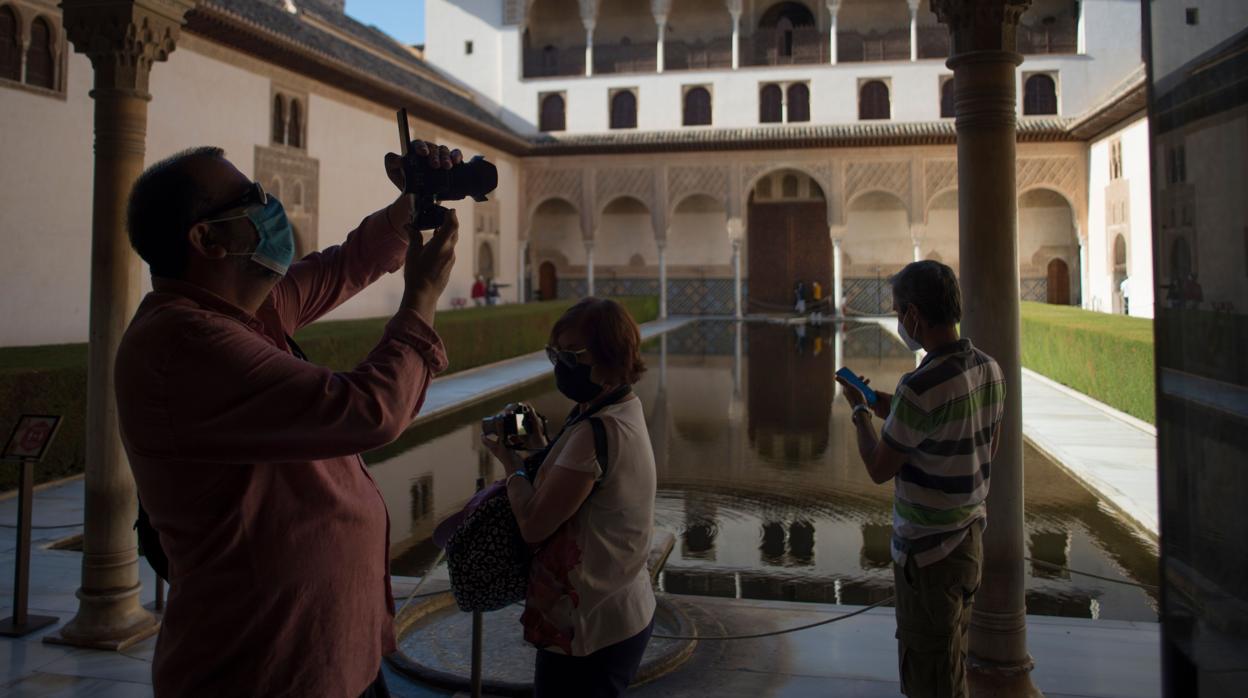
[0,297,658,491]
[1020,301,1155,424]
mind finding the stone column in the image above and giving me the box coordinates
[584,21,595,76]
[727,0,742,69]
[656,18,666,73]
[518,240,528,303]
[728,217,744,319]
[584,240,596,297]
[49,0,194,651]
[827,0,841,64]
[657,240,669,319]
[931,1,1038,694]
[832,235,844,318]
[652,1,671,74]
[1078,236,1087,309]
[913,241,922,262]
[909,0,921,61]
[833,326,843,396]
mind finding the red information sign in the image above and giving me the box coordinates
[2,415,61,462]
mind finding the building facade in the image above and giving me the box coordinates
[0,0,1153,347]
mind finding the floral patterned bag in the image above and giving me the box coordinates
[521,417,609,653]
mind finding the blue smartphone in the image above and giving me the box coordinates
[836,367,878,406]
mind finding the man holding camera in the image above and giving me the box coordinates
[836,261,1004,698]
[115,142,461,697]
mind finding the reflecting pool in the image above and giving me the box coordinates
[368,320,1160,622]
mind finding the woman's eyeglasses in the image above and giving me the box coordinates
[545,345,589,368]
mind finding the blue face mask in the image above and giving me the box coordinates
[209,196,295,276]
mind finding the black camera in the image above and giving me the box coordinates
[482,403,546,449]
[396,108,499,230]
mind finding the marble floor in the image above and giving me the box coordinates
[0,316,1164,696]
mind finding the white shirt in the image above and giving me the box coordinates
[531,396,657,655]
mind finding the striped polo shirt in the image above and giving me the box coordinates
[881,338,1005,567]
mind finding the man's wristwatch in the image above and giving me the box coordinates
[852,404,872,423]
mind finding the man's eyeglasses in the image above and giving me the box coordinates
[199,181,269,224]
[545,345,589,368]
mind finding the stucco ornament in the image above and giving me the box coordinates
[62,0,196,95]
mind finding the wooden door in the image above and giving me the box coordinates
[747,200,829,312]
[539,261,557,300]
[1046,258,1070,305]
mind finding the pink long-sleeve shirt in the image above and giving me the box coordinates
[116,207,447,698]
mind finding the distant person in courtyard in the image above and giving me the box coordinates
[1120,276,1131,315]
[116,142,462,698]
[487,278,501,305]
[482,298,657,698]
[472,275,487,306]
[836,260,1004,698]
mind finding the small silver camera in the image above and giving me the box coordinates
[481,403,544,448]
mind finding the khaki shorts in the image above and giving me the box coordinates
[892,524,983,698]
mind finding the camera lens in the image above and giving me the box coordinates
[445,156,498,203]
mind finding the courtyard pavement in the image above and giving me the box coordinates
[0,316,1162,696]
[1020,368,1158,538]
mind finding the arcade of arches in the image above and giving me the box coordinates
[524,147,1085,314]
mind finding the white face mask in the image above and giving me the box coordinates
[897,308,924,352]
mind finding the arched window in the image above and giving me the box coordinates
[25,16,54,89]
[759,83,782,123]
[940,78,956,118]
[477,241,495,278]
[288,98,303,148]
[683,86,711,126]
[269,177,282,202]
[272,95,286,145]
[1023,74,1057,115]
[859,80,890,120]
[292,180,304,207]
[539,93,565,132]
[0,6,20,81]
[786,83,809,123]
[610,90,636,130]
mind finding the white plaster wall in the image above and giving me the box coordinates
[426,0,1145,136]
[669,196,731,266]
[0,38,524,346]
[0,44,272,347]
[845,193,911,270]
[1149,0,1248,82]
[307,93,524,318]
[597,199,656,266]
[1122,119,1154,318]
[1086,116,1153,317]
[1018,189,1077,272]
[0,52,95,346]
[424,0,505,107]
[530,201,584,268]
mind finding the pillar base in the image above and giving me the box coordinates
[968,657,1043,698]
[44,583,159,652]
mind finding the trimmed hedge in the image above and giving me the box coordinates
[1020,301,1155,424]
[0,297,657,491]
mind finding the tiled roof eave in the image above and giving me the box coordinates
[528,119,1075,155]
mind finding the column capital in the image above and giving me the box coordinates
[62,0,195,96]
[651,0,672,20]
[907,0,921,12]
[825,0,841,13]
[930,0,1030,56]
[725,0,743,16]
[583,239,596,251]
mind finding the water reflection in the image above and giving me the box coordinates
[374,320,1160,622]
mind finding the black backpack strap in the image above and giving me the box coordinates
[588,417,608,483]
